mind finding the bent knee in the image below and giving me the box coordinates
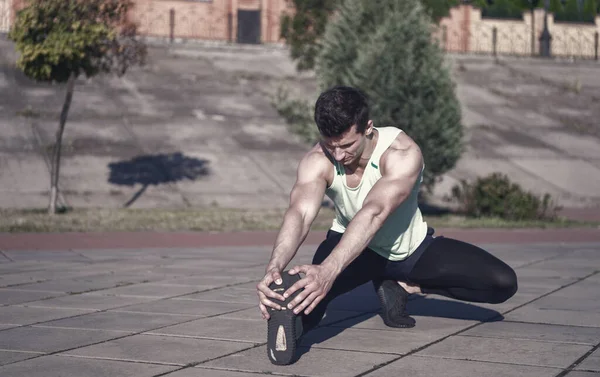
[489,267,518,303]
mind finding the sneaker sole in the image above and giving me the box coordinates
[267,271,303,365]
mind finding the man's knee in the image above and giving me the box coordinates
[489,266,518,304]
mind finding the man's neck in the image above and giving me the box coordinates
[347,129,379,172]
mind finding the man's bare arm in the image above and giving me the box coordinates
[256,150,329,319]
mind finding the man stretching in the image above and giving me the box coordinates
[256,86,518,365]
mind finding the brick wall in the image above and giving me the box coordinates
[438,5,600,58]
[131,0,292,44]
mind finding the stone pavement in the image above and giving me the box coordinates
[1,232,599,376]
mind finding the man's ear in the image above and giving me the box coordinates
[365,120,374,136]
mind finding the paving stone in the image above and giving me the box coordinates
[566,372,600,377]
[173,368,269,377]
[462,321,600,345]
[505,306,600,328]
[0,350,41,366]
[417,335,592,368]
[65,334,254,365]
[23,293,156,310]
[574,348,600,372]
[149,317,266,343]
[406,296,504,322]
[0,306,95,326]
[163,274,258,288]
[179,286,257,304]
[113,298,252,316]
[3,250,91,262]
[330,312,478,334]
[529,295,600,313]
[203,345,397,377]
[0,355,176,377]
[9,279,125,294]
[0,289,62,305]
[540,280,600,300]
[0,326,128,352]
[300,326,444,354]
[41,311,198,332]
[87,282,206,298]
[366,355,560,377]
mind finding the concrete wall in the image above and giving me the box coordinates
[438,5,600,58]
[131,0,292,44]
[0,0,12,33]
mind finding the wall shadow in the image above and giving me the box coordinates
[108,152,210,207]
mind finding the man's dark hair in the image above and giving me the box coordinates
[314,86,369,138]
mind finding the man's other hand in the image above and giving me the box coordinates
[285,264,337,315]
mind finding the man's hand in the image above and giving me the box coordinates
[256,267,286,320]
[284,264,338,315]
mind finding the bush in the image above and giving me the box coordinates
[315,0,464,190]
[450,173,557,220]
[272,87,320,144]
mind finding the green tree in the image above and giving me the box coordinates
[280,0,460,71]
[280,0,338,71]
[9,0,146,214]
[316,0,464,189]
[549,0,563,13]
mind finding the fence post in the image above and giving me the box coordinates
[442,25,448,51]
[595,32,599,61]
[492,27,497,58]
[169,8,175,44]
[228,12,233,43]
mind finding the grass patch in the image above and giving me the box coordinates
[0,208,598,233]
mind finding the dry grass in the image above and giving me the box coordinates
[1,208,597,233]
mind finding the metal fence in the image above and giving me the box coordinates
[438,22,599,60]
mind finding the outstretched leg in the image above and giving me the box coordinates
[407,237,518,304]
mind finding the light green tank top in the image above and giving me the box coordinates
[325,126,428,261]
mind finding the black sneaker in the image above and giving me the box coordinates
[266,270,304,365]
[373,279,416,328]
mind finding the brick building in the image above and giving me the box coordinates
[1,0,292,44]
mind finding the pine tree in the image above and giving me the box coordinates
[549,0,563,13]
[316,0,464,189]
[583,0,597,19]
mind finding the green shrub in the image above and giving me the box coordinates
[272,87,320,144]
[450,173,557,220]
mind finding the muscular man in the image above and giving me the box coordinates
[257,86,517,365]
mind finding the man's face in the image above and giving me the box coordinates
[321,124,370,167]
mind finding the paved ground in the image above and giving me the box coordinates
[0,232,599,376]
[1,36,600,215]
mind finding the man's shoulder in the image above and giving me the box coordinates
[298,143,334,181]
[380,132,423,174]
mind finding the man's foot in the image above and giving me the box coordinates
[398,280,422,295]
[266,271,304,365]
[373,279,416,328]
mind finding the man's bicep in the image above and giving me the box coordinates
[363,148,423,214]
[288,155,328,221]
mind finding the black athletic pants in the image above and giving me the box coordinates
[302,227,518,331]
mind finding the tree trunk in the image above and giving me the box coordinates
[48,73,76,215]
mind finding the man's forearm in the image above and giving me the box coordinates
[267,209,311,272]
[320,204,387,275]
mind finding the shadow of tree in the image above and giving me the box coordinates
[108,152,210,207]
